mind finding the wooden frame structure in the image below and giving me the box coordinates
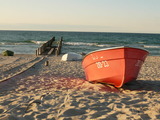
[36,37,63,56]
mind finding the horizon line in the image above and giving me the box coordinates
[0,29,160,35]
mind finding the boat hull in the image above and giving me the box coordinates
[82,47,149,87]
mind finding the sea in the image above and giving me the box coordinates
[0,30,160,56]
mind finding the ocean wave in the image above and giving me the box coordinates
[0,40,46,45]
[31,40,46,44]
[144,45,160,48]
[0,42,5,45]
[96,44,115,47]
[138,42,146,44]
[64,42,117,48]
[0,42,31,45]
[64,42,97,46]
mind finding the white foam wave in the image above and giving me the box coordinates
[64,42,97,46]
[64,42,116,48]
[0,42,31,45]
[144,45,160,48]
[0,42,5,45]
[96,44,114,47]
[138,42,145,44]
[0,42,16,45]
[31,40,46,44]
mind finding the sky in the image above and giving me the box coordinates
[0,0,160,33]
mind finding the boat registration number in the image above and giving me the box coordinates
[96,60,109,68]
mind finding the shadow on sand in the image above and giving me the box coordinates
[122,79,160,92]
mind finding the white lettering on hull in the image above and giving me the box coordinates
[96,60,109,68]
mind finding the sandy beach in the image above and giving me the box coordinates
[0,54,160,120]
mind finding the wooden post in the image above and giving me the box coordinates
[37,48,39,55]
[48,48,55,55]
[59,37,63,54]
[55,48,58,56]
[42,43,46,53]
[45,61,49,66]
[38,47,42,55]
[36,49,38,56]
[55,37,63,56]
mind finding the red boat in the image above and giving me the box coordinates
[82,46,149,88]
